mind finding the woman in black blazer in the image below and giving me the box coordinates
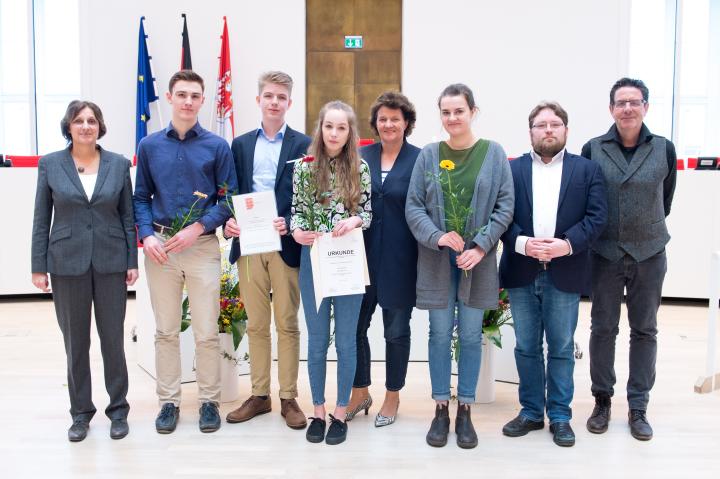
[31,101,138,442]
[345,92,420,426]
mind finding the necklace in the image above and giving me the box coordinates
[77,166,85,173]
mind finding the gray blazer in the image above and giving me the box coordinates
[31,147,138,276]
[405,141,514,310]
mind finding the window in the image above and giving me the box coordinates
[629,0,720,158]
[0,0,80,156]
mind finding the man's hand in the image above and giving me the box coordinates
[225,217,241,238]
[438,231,464,253]
[525,237,570,262]
[31,272,50,292]
[273,217,288,236]
[126,269,139,286]
[292,228,319,246]
[331,216,362,237]
[143,235,168,264]
[164,222,205,254]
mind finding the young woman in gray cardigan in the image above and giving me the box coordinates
[405,84,514,449]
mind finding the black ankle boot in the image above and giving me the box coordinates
[455,403,478,449]
[426,403,450,447]
[587,393,611,434]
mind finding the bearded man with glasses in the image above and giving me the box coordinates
[581,77,677,441]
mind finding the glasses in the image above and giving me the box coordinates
[612,99,646,109]
[531,122,565,131]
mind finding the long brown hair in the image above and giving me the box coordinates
[308,101,362,211]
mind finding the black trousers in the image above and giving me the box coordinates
[51,268,130,421]
[589,250,667,410]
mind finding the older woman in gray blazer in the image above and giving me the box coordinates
[406,84,514,449]
[31,100,138,442]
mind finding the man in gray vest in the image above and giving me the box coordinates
[581,77,677,441]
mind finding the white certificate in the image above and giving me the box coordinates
[232,191,282,256]
[309,228,370,311]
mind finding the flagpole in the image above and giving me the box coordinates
[209,17,223,127]
[143,16,164,128]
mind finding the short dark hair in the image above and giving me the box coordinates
[528,101,569,129]
[437,83,477,110]
[609,77,649,105]
[368,91,417,137]
[169,69,205,93]
[60,100,107,142]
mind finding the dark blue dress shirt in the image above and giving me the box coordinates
[133,122,238,239]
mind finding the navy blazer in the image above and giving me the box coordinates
[361,141,421,309]
[499,152,607,295]
[228,125,311,267]
[31,147,138,276]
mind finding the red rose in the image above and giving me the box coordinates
[302,155,315,163]
[218,187,227,196]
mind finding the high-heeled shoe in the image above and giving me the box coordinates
[374,401,399,427]
[345,395,373,421]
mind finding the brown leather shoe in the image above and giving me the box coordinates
[226,396,272,423]
[281,398,307,429]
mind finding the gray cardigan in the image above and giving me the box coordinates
[405,140,514,310]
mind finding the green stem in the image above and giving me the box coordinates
[180,197,201,231]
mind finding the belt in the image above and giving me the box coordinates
[152,222,215,237]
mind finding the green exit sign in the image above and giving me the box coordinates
[344,35,363,49]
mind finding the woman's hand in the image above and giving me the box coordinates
[456,245,485,271]
[438,231,465,253]
[31,272,50,292]
[332,216,362,237]
[293,228,319,246]
[126,269,139,286]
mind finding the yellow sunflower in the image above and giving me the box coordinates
[439,159,455,171]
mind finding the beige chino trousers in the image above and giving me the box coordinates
[238,251,300,399]
[145,234,221,406]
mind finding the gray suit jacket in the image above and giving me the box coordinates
[31,147,138,276]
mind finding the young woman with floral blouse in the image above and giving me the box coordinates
[290,100,371,445]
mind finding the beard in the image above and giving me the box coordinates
[532,137,566,158]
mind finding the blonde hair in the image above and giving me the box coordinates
[257,71,293,95]
[308,101,362,212]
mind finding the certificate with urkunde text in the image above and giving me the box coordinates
[310,228,370,311]
[232,191,282,256]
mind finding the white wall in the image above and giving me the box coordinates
[78,0,307,158]
[77,0,631,159]
[403,0,631,156]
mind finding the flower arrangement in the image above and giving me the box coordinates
[180,259,248,351]
[431,159,478,242]
[451,288,513,362]
[167,190,207,237]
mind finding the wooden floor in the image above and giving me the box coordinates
[1,297,719,478]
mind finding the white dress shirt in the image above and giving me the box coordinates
[79,173,98,200]
[515,149,567,255]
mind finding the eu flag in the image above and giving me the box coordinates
[136,16,158,153]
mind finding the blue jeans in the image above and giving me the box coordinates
[299,246,363,407]
[428,258,484,404]
[353,283,412,391]
[507,271,580,423]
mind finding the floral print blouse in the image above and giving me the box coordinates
[290,158,372,233]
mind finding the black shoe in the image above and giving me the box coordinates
[502,414,545,437]
[68,419,89,442]
[325,414,348,445]
[306,417,326,443]
[550,421,575,447]
[110,418,129,440]
[455,404,478,449]
[586,393,611,434]
[426,403,450,447]
[199,402,221,433]
[155,403,179,434]
[628,409,653,441]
